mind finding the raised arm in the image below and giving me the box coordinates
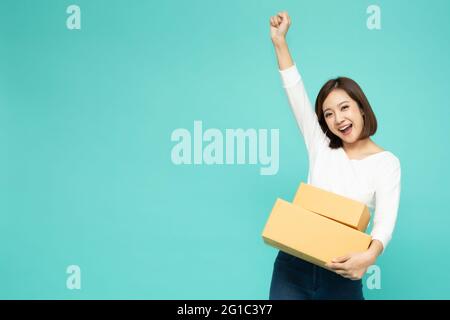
[270,12,328,160]
[270,12,294,70]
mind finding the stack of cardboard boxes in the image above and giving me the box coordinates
[262,182,372,271]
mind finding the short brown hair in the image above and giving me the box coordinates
[315,77,378,149]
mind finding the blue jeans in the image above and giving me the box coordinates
[269,250,365,300]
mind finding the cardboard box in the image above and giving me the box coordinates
[293,182,370,232]
[262,198,372,270]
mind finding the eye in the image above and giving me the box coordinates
[342,105,349,110]
[325,113,331,118]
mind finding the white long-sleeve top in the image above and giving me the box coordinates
[279,63,401,253]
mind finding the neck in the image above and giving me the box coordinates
[343,138,372,152]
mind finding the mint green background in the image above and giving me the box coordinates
[1,0,449,299]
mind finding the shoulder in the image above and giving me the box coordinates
[372,143,400,168]
[375,151,401,186]
[381,151,401,168]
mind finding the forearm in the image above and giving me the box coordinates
[366,239,384,264]
[272,39,294,71]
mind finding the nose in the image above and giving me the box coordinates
[334,112,345,126]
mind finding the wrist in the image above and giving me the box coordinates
[364,248,379,266]
[366,251,377,265]
[366,239,383,263]
[272,37,287,48]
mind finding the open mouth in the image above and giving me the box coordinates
[338,124,352,136]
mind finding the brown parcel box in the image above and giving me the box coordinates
[293,182,371,232]
[262,198,372,270]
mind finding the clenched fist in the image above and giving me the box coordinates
[270,11,291,44]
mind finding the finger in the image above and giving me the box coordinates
[334,269,359,280]
[273,16,280,27]
[276,16,281,25]
[327,262,348,271]
[270,17,276,27]
[282,12,291,25]
[332,255,350,263]
[334,269,351,278]
[279,11,288,21]
[344,273,358,280]
[332,255,346,263]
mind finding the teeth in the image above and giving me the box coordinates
[339,124,351,131]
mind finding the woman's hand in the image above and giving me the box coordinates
[325,251,376,281]
[270,11,291,45]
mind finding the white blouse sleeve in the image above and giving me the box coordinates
[278,63,328,161]
[370,156,402,254]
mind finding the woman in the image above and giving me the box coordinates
[268,11,402,300]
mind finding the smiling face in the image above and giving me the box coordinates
[322,89,365,144]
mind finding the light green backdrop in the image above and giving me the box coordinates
[1,0,449,299]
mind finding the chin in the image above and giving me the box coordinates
[341,135,357,144]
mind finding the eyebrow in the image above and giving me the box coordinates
[323,100,349,113]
